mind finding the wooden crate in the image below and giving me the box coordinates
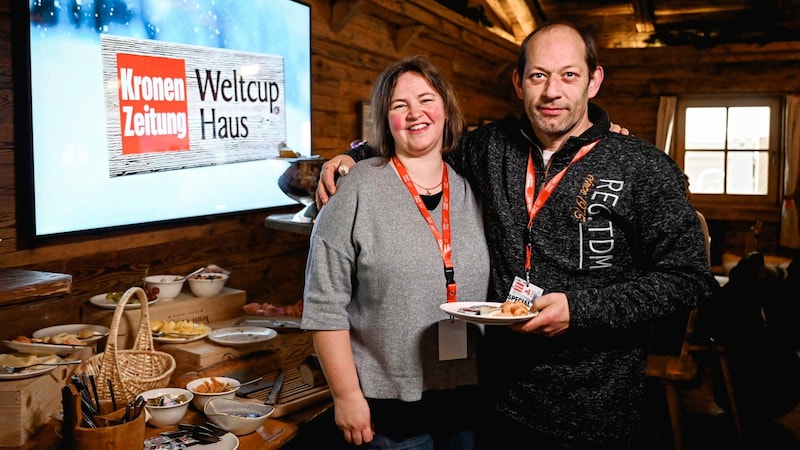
[81,288,247,348]
[0,348,91,447]
[160,324,312,376]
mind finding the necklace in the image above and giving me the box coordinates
[412,179,443,195]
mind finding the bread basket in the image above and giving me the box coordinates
[78,286,176,404]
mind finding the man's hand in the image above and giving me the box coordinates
[610,122,629,135]
[510,292,570,336]
[315,155,356,208]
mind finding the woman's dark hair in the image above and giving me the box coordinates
[368,55,465,159]
[516,21,599,81]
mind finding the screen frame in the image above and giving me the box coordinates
[11,0,312,247]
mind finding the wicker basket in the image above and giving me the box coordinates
[78,287,176,404]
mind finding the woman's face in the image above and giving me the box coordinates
[387,72,445,157]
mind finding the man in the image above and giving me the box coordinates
[318,22,715,449]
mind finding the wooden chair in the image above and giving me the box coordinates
[647,307,743,450]
[686,333,743,441]
[646,309,700,450]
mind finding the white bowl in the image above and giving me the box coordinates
[204,397,274,436]
[144,275,185,300]
[187,273,229,297]
[138,387,193,427]
[185,376,241,410]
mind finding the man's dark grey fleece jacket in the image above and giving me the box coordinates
[348,104,716,444]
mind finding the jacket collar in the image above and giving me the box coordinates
[518,103,611,151]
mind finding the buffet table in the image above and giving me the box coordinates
[2,398,331,450]
[0,321,331,450]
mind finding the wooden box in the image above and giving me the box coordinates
[0,348,91,447]
[160,323,312,376]
[81,288,247,348]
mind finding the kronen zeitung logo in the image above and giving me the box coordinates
[102,35,285,177]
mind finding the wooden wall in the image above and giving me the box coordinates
[0,0,522,339]
[595,43,800,263]
[0,0,798,338]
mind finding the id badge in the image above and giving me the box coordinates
[506,276,543,308]
[438,319,467,361]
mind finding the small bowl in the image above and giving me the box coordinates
[144,275,185,300]
[185,376,241,410]
[204,397,274,436]
[138,387,193,427]
[187,273,229,297]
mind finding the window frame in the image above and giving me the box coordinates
[674,95,783,221]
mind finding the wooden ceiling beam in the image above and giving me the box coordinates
[483,0,536,43]
[653,4,752,17]
[331,0,368,33]
[633,0,655,33]
[525,0,547,25]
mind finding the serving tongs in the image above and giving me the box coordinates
[2,359,82,373]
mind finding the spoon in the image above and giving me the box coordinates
[177,267,205,281]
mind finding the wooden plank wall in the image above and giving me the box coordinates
[595,43,800,261]
[0,0,522,339]
[0,0,798,339]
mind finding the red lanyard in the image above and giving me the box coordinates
[391,156,457,303]
[524,140,600,281]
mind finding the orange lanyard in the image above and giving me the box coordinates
[524,140,600,281]
[391,156,457,303]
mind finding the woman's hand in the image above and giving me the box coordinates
[333,392,374,445]
[610,122,629,135]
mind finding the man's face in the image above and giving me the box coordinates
[513,25,603,148]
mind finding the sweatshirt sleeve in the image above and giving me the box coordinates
[301,176,360,331]
[345,142,377,162]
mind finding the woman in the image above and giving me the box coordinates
[301,56,490,450]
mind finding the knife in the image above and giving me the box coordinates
[265,369,286,406]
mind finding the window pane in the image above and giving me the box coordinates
[685,107,727,149]
[727,107,770,150]
[726,151,769,195]
[685,151,724,194]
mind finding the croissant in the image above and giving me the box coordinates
[501,301,530,316]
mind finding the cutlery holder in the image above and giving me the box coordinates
[66,405,145,450]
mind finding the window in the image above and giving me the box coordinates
[675,96,782,219]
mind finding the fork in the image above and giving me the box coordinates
[1,360,82,374]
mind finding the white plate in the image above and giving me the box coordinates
[2,340,86,356]
[208,327,278,347]
[439,301,539,325]
[33,323,110,345]
[0,354,63,380]
[236,315,301,330]
[153,332,209,344]
[196,432,239,449]
[88,292,159,310]
[153,324,211,344]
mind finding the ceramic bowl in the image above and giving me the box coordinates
[138,387,193,427]
[187,273,228,297]
[204,397,274,435]
[143,275,185,300]
[185,376,241,410]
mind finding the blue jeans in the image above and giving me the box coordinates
[365,429,475,450]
